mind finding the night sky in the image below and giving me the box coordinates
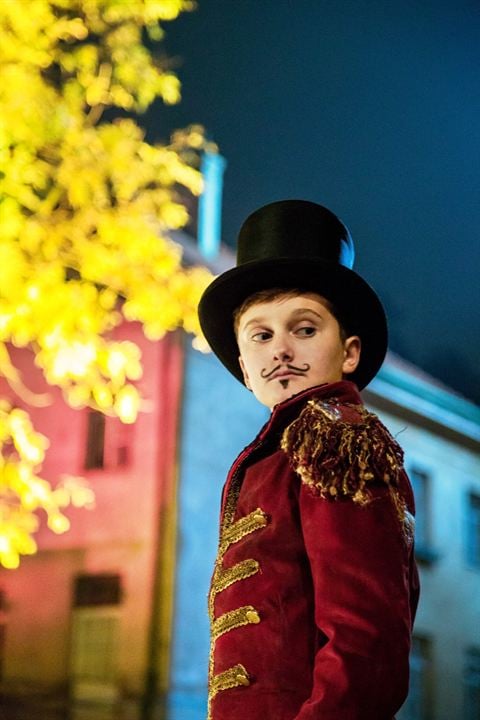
[151,0,480,404]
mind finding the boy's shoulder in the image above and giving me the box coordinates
[280,392,405,507]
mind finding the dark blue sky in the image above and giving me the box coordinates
[151,0,480,403]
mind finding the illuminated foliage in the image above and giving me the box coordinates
[0,0,214,568]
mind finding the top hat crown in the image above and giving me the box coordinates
[237,199,355,269]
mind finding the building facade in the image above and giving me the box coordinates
[365,355,480,720]
[0,324,186,718]
[0,278,479,719]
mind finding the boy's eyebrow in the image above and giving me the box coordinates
[241,307,324,331]
[290,308,324,319]
[241,316,266,331]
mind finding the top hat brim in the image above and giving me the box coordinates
[198,257,387,390]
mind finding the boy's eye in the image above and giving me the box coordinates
[295,325,316,337]
[251,330,272,342]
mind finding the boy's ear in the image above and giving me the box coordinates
[238,356,252,390]
[342,336,361,376]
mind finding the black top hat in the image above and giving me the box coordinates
[198,199,387,390]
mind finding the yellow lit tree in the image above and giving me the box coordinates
[0,0,214,568]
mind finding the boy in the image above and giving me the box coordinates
[198,200,419,720]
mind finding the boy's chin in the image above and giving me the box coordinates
[259,378,313,410]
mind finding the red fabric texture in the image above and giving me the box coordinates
[209,381,420,720]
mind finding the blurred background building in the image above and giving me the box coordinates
[0,157,479,720]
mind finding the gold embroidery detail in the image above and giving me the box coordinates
[222,508,268,548]
[245,609,260,623]
[212,605,261,641]
[215,558,260,596]
[210,664,250,699]
[281,398,414,542]
[281,400,404,509]
[208,496,267,717]
[208,509,267,620]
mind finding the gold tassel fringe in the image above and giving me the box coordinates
[281,399,406,521]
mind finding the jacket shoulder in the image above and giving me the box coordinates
[281,397,405,510]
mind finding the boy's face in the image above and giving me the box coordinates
[236,293,361,409]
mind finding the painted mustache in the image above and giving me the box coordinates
[260,363,311,379]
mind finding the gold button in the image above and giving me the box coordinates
[236,673,250,686]
[253,512,267,525]
[246,610,260,624]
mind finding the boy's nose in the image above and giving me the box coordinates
[273,341,294,363]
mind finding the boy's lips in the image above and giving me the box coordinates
[269,368,307,381]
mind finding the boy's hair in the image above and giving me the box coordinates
[233,288,349,341]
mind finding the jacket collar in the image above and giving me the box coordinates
[221,380,363,517]
[260,380,363,439]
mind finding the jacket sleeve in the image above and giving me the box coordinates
[293,478,417,720]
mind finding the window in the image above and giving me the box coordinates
[409,468,429,547]
[74,574,122,607]
[0,623,5,682]
[85,410,106,470]
[408,466,437,564]
[398,636,433,720]
[466,493,480,568]
[70,574,123,703]
[85,410,133,470]
[464,647,480,720]
[71,611,119,685]
[0,589,6,681]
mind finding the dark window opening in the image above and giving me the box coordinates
[0,589,6,682]
[74,574,122,607]
[464,647,480,720]
[409,467,429,547]
[466,493,480,568]
[0,623,5,682]
[85,410,106,470]
[408,466,439,564]
[117,445,129,467]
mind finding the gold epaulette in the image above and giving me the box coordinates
[281,399,406,519]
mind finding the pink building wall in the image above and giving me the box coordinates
[0,325,184,700]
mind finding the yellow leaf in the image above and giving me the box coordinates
[114,384,140,424]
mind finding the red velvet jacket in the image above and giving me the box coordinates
[208,381,420,720]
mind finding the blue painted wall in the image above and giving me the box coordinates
[168,342,267,719]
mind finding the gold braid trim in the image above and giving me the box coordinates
[209,509,267,620]
[281,399,406,519]
[208,477,267,715]
[222,508,268,548]
[215,558,260,596]
[211,605,261,641]
[208,507,267,715]
[210,664,250,699]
